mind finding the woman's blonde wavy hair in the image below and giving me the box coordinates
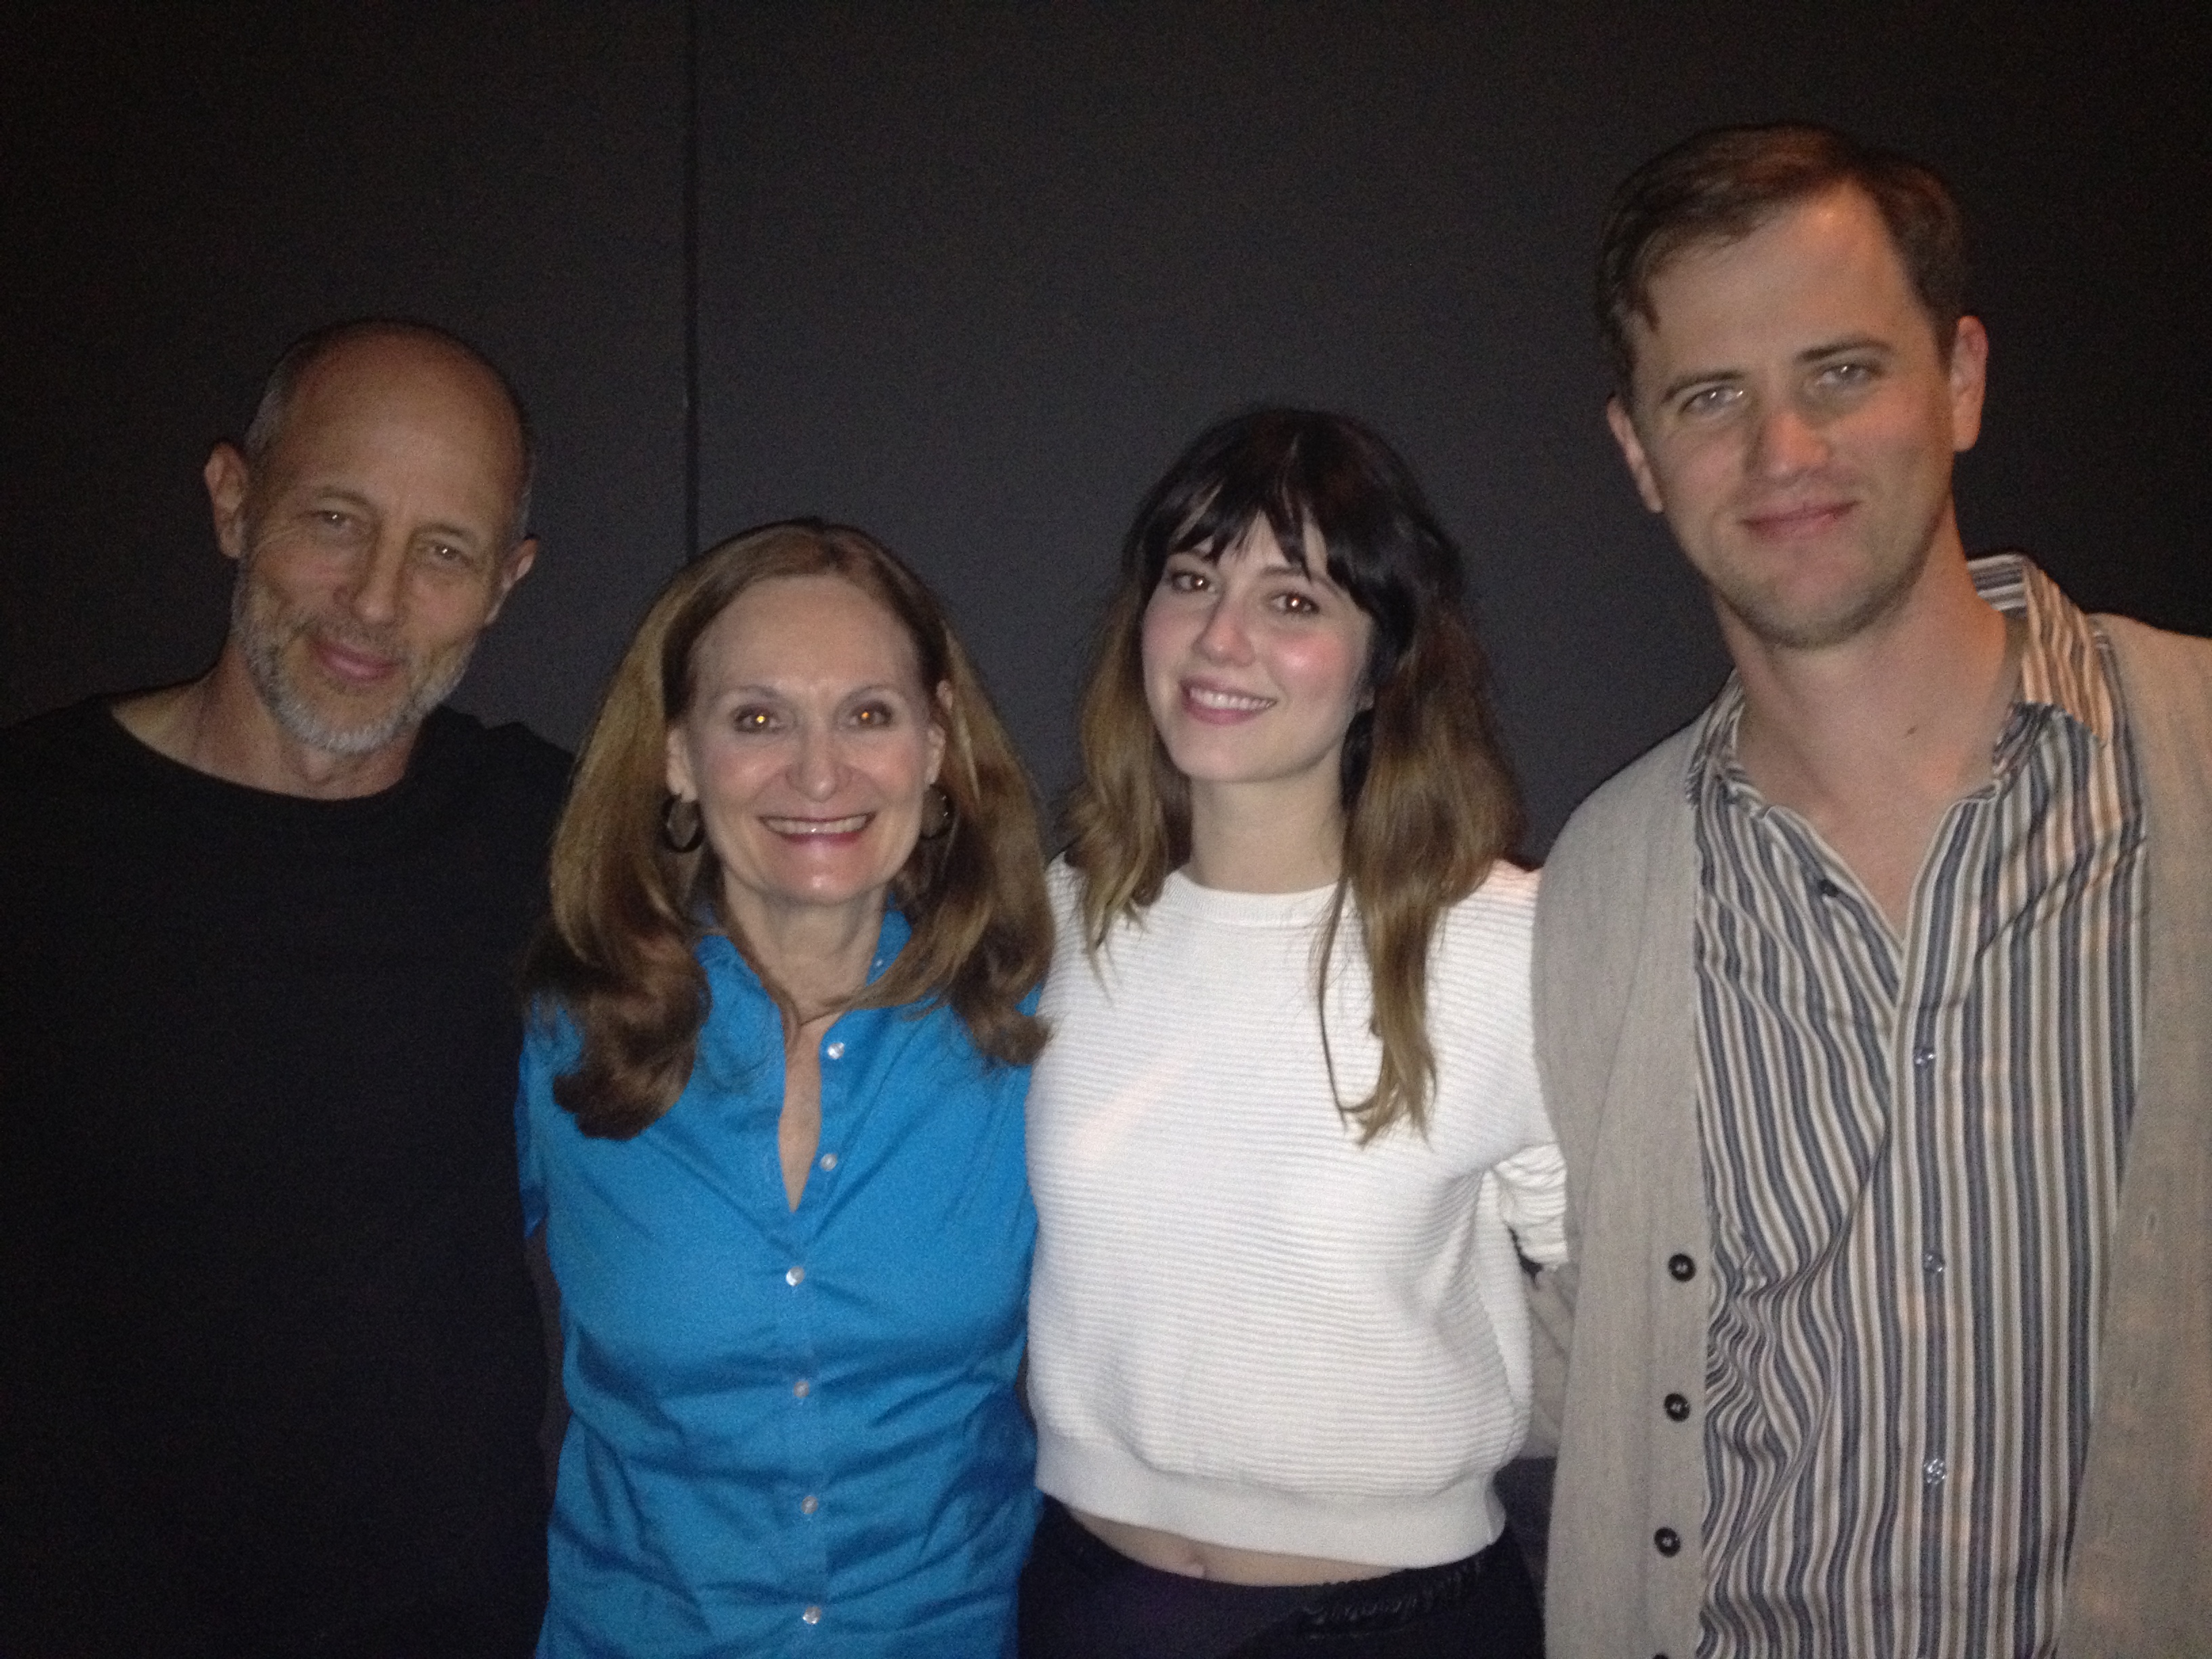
[525,520,1051,1139]
[1063,410,1519,1141]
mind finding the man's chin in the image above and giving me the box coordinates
[259,663,461,759]
[1728,602,1881,653]
[249,642,474,760]
[268,693,424,758]
[1719,565,1925,654]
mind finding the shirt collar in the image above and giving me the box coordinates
[1684,678,1748,802]
[869,907,913,979]
[1969,552,2116,748]
[1682,552,2112,802]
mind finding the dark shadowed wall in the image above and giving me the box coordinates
[6,1,2207,853]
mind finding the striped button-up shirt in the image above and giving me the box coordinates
[1687,554,2146,1659]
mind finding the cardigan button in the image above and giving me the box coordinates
[1666,1252,1696,1282]
[1664,1391,1690,1421]
[1654,1526,1681,1557]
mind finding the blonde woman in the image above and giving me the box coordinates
[1022,412,1564,1658]
[520,521,1050,1656]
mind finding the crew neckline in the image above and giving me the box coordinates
[1155,867,1343,926]
[88,697,463,815]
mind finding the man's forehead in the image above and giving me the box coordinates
[1649,188,1871,293]
[1629,187,1927,367]
[289,337,511,430]
[263,339,527,487]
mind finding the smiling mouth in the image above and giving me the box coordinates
[1741,501,1853,539]
[1184,683,1274,713]
[762,814,872,836]
[309,634,401,684]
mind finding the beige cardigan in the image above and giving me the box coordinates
[1531,616,2212,1658]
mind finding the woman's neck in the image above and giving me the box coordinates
[720,888,886,1019]
[1183,781,1344,893]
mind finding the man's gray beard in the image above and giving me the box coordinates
[232,575,473,758]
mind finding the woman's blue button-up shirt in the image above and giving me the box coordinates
[519,916,1039,1658]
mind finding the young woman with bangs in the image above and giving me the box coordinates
[1021,410,1564,1658]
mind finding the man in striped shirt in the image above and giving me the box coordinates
[1532,123,2212,1658]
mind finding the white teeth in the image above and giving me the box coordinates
[764,815,869,836]
[1187,685,1272,712]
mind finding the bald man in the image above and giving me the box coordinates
[1,322,566,1656]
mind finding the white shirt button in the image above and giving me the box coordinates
[1923,1456,1947,1484]
[825,1041,845,1060]
[800,1494,819,1515]
[785,1265,804,1286]
[792,1378,811,1398]
[818,1152,838,1170]
[801,1604,822,1624]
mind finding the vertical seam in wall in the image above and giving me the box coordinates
[682,0,701,565]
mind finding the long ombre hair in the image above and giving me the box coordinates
[525,520,1051,1139]
[1063,410,1519,1141]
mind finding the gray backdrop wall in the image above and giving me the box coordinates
[6,0,2207,854]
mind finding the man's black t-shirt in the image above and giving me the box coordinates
[0,699,569,1656]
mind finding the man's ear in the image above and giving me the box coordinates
[482,535,539,626]
[1605,396,1667,516]
[203,443,253,562]
[1948,315,1989,455]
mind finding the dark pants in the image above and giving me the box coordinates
[1018,1499,1544,1659]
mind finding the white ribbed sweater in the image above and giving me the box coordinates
[1026,859,1566,1568]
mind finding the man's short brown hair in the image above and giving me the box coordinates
[1596,122,1968,392]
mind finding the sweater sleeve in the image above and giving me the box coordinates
[1492,1141,1568,1267]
